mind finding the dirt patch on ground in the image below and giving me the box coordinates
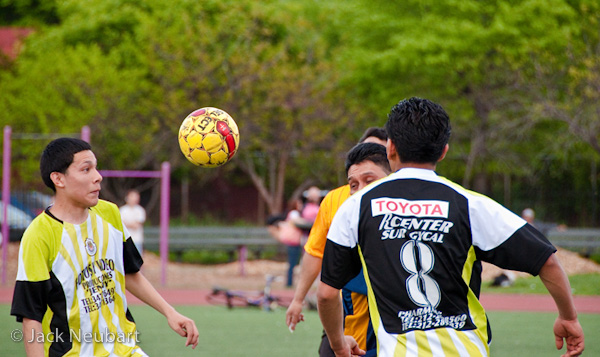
[1,242,599,291]
[141,246,600,291]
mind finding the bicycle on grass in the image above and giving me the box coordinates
[207,274,292,311]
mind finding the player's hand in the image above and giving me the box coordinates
[285,299,305,331]
[553,316,584,356]
[332,336,366,357]
[166,310,200,349]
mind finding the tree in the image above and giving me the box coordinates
[0,0,59,26]
[323,0,582,195]
[528,0,600,155]
[0,0,363,219]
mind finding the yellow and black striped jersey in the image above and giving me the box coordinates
[322,168,556,357]
[11,199,146,357]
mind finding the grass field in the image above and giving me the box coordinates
[481,273,600,296]
[2,305,598,356]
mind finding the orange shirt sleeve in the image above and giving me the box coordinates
[303,185,351,258]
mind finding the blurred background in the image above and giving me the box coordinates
[1,0,598,238]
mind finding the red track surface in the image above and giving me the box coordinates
[2,287,598,313]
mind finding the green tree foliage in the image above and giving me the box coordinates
[0,0,59,26]
[0,0,360,215]
[1,0,598,224]
[327,0,581,187]
[319,0,599,224]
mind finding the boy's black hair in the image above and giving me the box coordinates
[345,142,391,174]
[385,97,451,164]
[40,138,92,192]
[359,127,388,143]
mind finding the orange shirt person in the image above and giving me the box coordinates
[286,134,389,356]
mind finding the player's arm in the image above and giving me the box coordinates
[11,232,52,357]
[318,282,346,354]
[22,318,44,357]
[538,254,585,356]
[122,237,199,349]
[318,215,363,356]
[286,253,322,330]
[318,282,365,357]
[286,195,333,330]
[125,272,199,349]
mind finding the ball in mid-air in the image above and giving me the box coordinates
[178,107,240,167]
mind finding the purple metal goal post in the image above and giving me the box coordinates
[98,163,171,286]
[1,125,171,287]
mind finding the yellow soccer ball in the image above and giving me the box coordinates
[178,107,240,167]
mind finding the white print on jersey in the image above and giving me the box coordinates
[371,198,449,218]
[400,240,441,308]
[378,214,454,243]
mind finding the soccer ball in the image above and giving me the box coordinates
[178,107,240,167]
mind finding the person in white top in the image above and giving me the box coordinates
[120,189,146,254]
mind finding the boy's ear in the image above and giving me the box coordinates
[50,172,65,189]
[437,144,450,162]
[386,139,398,162]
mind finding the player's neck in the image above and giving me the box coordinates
[399,163,436,170]
[391,161,436,172]
[49,198,90,225]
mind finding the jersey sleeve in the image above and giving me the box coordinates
[468,193,556,275]
[304,185,351,259]
[100,200,142,273]
[476,223,556,275]
[11,225,52,322]
[123,238,144,274]
[468,193,526,251]
[321,197,362,289]
[303,193,333,259]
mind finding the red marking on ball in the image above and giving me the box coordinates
[216,121,231,136]
[216,121,236,157]
[191,108,206,116]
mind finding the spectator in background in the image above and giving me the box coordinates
[266,199,306,287]
[302,186,322,222]
[300,186,321,246]
[522,207,567,235]
[120,189,146,255]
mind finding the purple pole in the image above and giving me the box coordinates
[98,170,161,179]
[2,126,12,285]
[159,162,170,286]
[239,245,247,276]
[80,126,91,143]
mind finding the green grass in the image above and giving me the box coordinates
[2,305,599,356]
[588,252,600,265]
[487,311,600,357]
[481,273,600,295]
[0,305,323,356]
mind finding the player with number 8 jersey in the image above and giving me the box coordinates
[318,97,584,357]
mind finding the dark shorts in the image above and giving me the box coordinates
[319,331,335,357]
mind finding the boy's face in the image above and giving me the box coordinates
[56,150,103,209]
[347,160,389,195]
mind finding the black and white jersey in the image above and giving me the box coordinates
[321,168,555,356]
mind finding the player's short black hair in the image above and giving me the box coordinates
[359,127,388,143]
[40,137,92,192]
[345,142,391,174]
[385,97,451,164]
